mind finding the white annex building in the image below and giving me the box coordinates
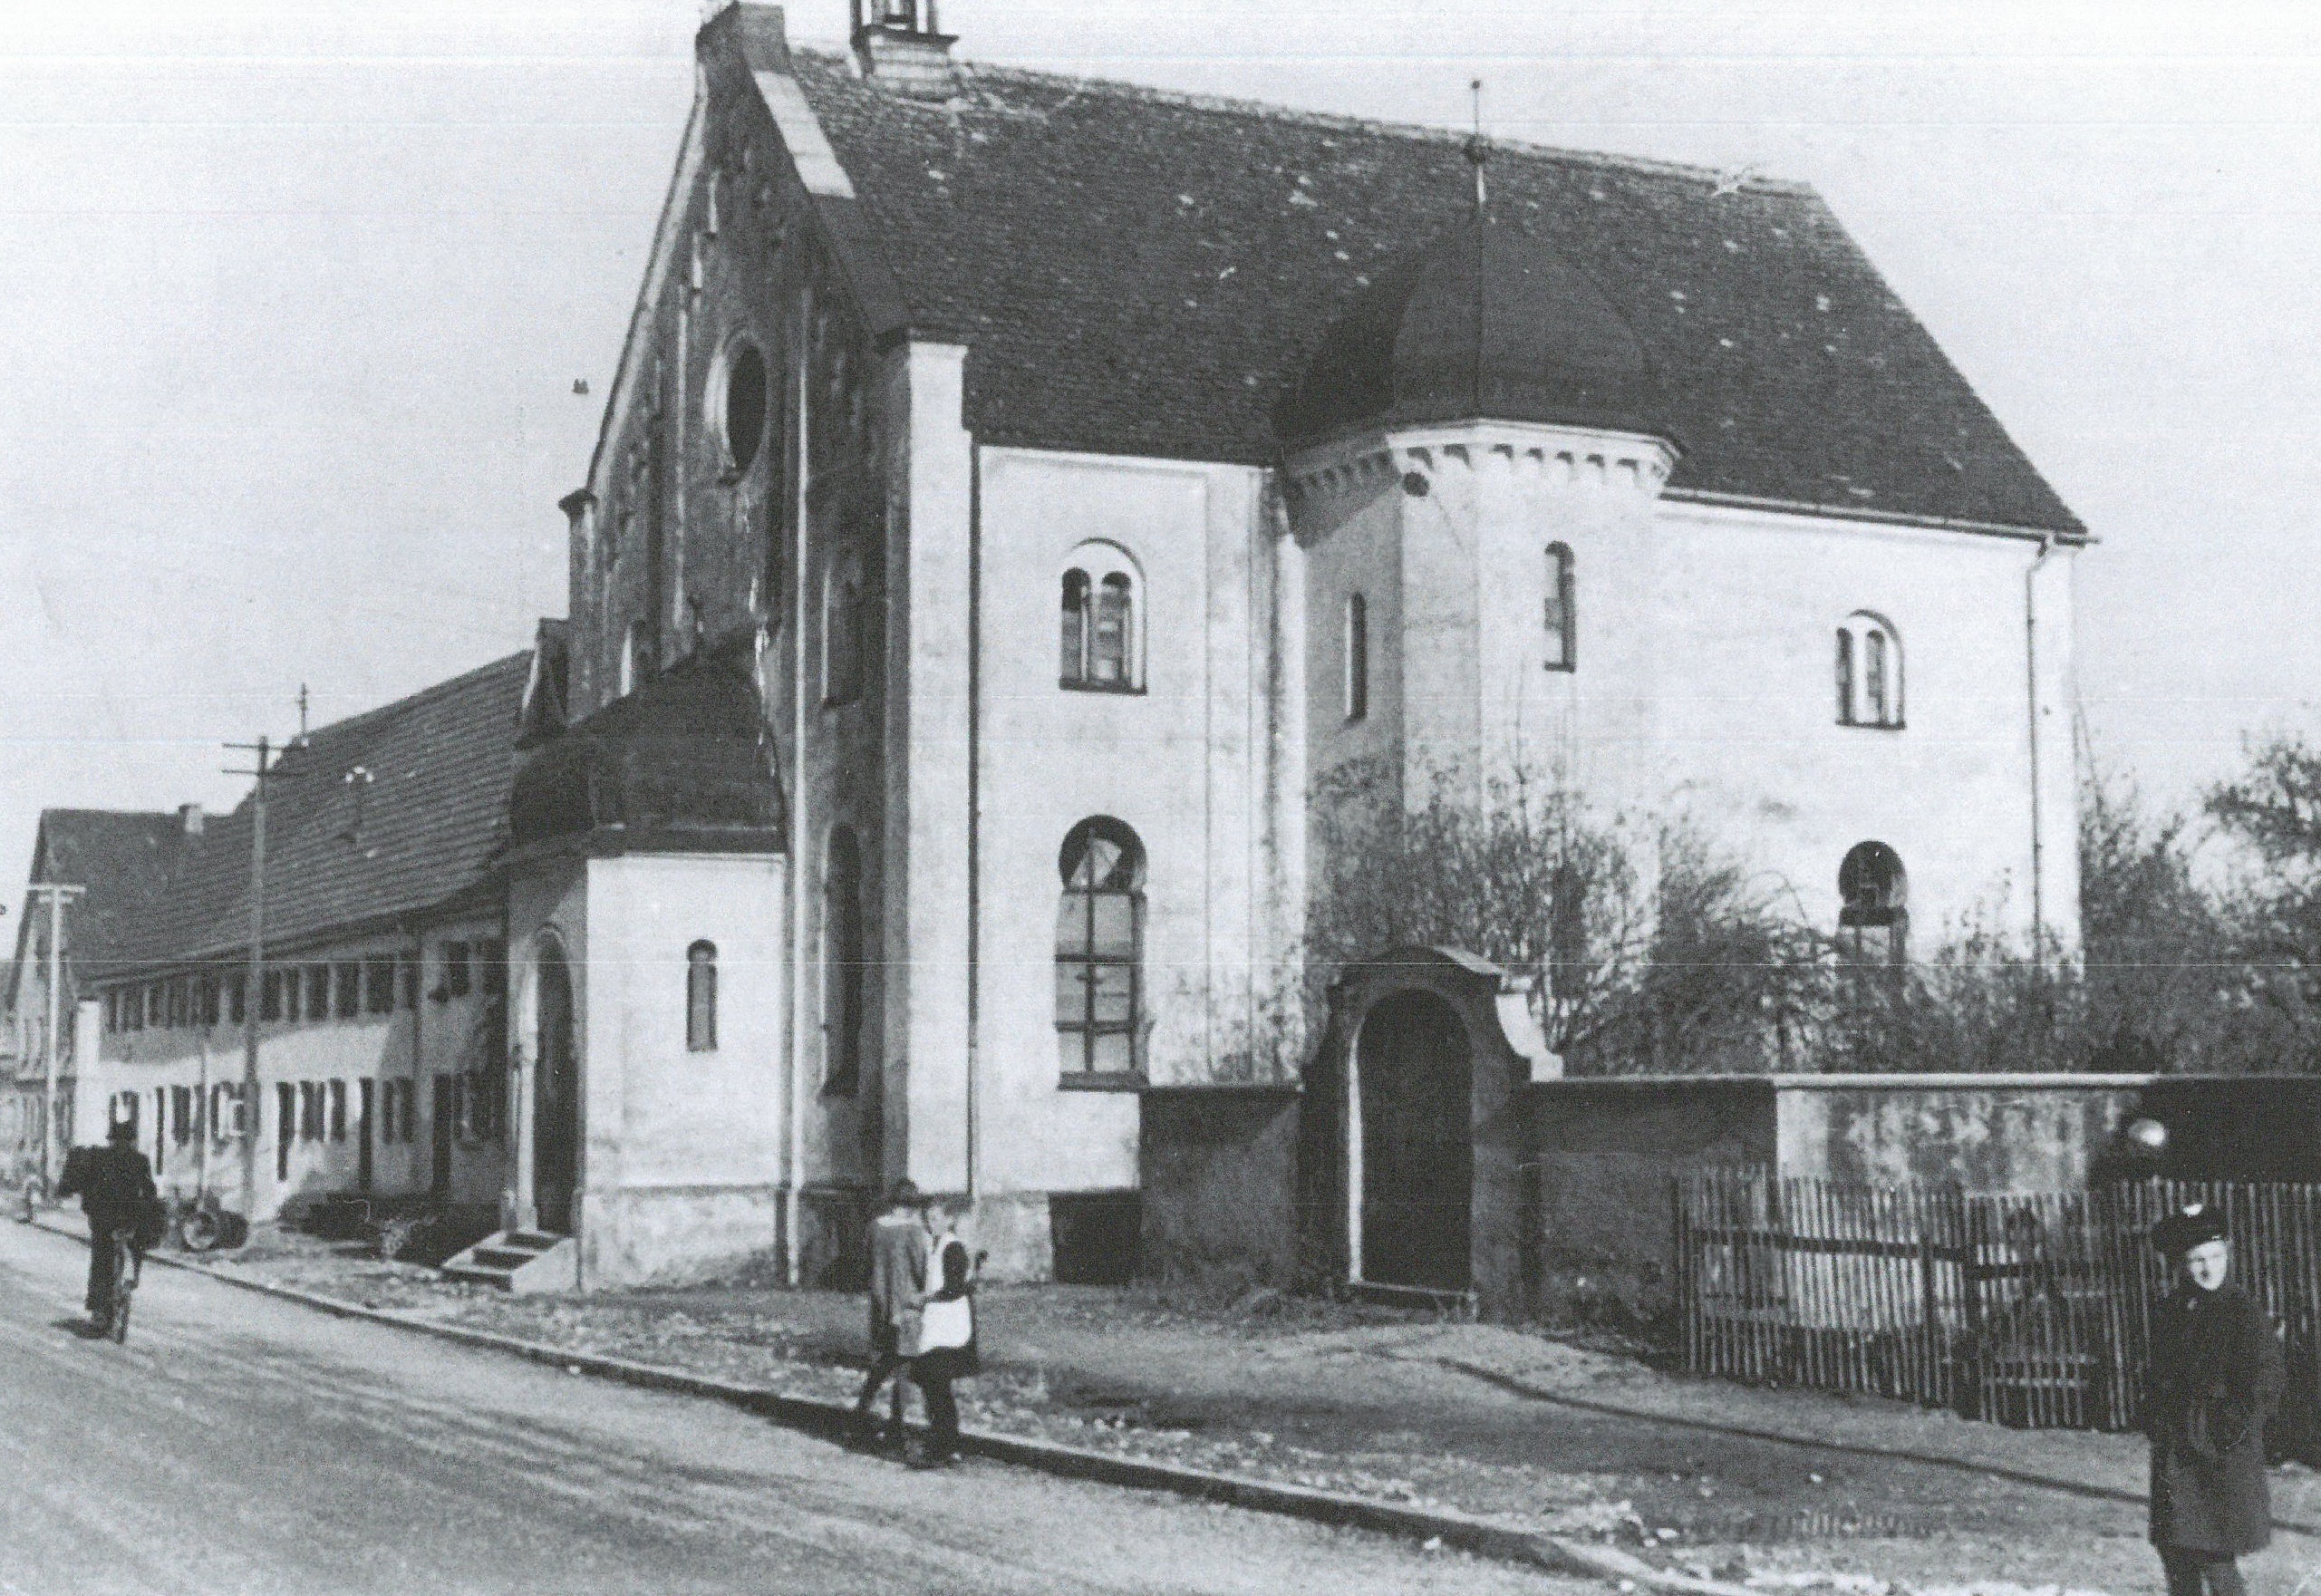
[22,2,2085,1296]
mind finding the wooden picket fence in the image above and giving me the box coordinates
[1673,1171,2321,1441]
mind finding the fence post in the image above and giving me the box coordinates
[1957,1190,1985,1420]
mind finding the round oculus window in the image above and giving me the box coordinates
[722,341,769,474]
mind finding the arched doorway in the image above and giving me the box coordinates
[534,947,579,1234]
[1357,989,1474,1291]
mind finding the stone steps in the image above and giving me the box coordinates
[441,1229,575,1293]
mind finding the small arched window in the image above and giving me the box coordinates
[1544,543,1576,672]
[1835,612,1903,728]
[1837,841,1908,970]
[1345,592,1368,722]
[1059,544,1143,691]
[824,552,865,705]
[1056,817,1146,1080]
[686,940,718,1052]
[824,827,865,1095]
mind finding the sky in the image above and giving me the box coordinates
[1,0,2317,892]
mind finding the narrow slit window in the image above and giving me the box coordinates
[1060,569,1090,684]
[824,828,865,1094]
[687,941,719,1053]
[1092,575,1131,685]
[1544,543,1576,671]
[1345,592,1368,721]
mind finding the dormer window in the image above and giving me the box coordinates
[1059,543,1143,692]
[1836,612,1903,728]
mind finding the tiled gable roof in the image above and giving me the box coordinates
[5,809,188,1006]
[92,653,531,978]
[785,53,2081,535]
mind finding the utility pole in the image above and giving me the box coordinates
[225,736,274,1219]
[29,882,85,1192]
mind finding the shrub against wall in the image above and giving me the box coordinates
[1306,759,1819,1075]
[1303,748,2321,1078]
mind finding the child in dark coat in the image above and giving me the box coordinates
[2146,1204,2284,1596]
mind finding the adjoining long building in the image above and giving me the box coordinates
[12,646,545,1228]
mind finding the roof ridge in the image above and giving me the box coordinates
[789,46,1816,198]
[285,650,530,753]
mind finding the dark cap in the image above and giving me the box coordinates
[2152,1203,2227,1255]
[888,1178,923,1210]
[106,1119,136,1145]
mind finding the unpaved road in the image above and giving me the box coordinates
[0,1221,1585,1596]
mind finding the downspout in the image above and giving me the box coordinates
[783,284,814,1286]
[2025,533,2055,968]
[965,440,982,1202]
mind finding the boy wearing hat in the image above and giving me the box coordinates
[2145,1204,2283,1596]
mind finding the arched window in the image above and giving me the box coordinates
[1835,612,1903,728]
[1058,544,1143,691]
[686,940,718,1052]
[824,552,865,704]
[1837,841,1908,969]
[824,827,864,1095]
[1055,817,1146,1080]
[1544,543,1576,672]
[1345,592,1368,721]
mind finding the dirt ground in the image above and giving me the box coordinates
[169,1229,2321,1595]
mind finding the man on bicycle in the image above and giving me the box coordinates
[55,1120,158,1334]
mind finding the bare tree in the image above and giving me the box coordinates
[1305,758,1818,1074]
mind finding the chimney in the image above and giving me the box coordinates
[178,803,204,837]
[850,0,957,98]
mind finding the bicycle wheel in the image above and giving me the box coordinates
[107,1235,132,1343]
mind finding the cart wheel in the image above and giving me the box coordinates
[180,1208,222,1253]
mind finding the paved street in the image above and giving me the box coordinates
[0,1221,1582,1596]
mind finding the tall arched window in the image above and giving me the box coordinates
[824,827,864,1095]
[1056,817,1146,1080]
[1345,592,1368,721]
[686,940,718,1052]
[1059,543,1143,691]
[1835,613,1903,728]
[1838,840,1909,969]
[824,552,864,705]
[1544,543,1576,672]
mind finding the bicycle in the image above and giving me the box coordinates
[101,1226,139,1343]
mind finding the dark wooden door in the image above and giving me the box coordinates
[1359,990,1473,1291]
[533,953,578,1234]
[357,1079,374,1194]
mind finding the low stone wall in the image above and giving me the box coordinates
[1138,1086,1300,1295]
[1775,1075,2142,1191]
[1526,1079,1775,1327]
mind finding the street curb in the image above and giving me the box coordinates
[19,1213,1749,1596]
